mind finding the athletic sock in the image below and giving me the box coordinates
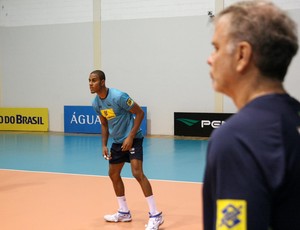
[146,195,159,215]
[117,196,129,212]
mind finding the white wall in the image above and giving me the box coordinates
[101,16,215,135]
[1,0,300,135]
[0,23,94,131]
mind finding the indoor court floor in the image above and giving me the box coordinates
[0,131,208,230]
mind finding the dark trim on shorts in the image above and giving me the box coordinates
[109,138,144,164]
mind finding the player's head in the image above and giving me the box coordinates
[214,0,298,82]
[90,70,106,82]
[89,70,106,94]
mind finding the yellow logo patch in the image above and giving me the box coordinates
[216,199,247,230]
[100,108,116,120]
[126,98,134,107]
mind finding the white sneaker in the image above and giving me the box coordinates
[145,212,164,230]
[104,210,132,222]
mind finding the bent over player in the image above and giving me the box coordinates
[89,70,163,230]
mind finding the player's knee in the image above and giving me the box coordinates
[108,171,121,181]
[132,170,143,181]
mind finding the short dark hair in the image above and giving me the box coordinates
[90,70,106,81]
[216,0,298,82]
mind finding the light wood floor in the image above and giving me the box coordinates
[0,170,203,230]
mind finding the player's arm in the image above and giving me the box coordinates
[100,115,110,159]
[121,102,144,151]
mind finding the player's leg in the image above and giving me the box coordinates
[104,163,132,222]
[130,159,164,229]
[108,162,125,196]
[104,145,133,223]
[130,159,153,196]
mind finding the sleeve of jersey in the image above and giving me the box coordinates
[118,93,135,111]
[206,129,272,229]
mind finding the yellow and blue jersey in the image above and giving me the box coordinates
[92,88,143,143]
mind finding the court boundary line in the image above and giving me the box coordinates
[0,131,209,140]
[0,168,203,185]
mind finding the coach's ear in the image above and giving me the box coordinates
[236,41,252,73]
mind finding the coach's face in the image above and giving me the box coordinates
[207,15,238,97]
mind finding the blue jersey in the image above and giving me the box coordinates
[92,88,143,143]
[203,94,300,230]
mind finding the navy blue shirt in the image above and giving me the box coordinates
[203,94,300,230]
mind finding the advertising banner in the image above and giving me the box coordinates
[64,106,100,134]
[64,106,147,135]
[174,112,234,137]
[0,108,49,131]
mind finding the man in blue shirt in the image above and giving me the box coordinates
[89,70,163,230]
[204,1,300,229]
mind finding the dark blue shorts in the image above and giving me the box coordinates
[109,138,143,164]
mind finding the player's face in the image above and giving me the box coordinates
[89,73,101,94]
[207,15,237,96]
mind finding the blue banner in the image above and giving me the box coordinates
[64,106,147,135]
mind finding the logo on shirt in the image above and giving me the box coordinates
[101,108,116,120]
[126,98,134,107]
[217,199,247,230]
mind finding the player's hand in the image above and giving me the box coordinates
[121,137,133,151]
[102,146,111,160]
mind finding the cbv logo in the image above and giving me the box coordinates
[201,120,226,128]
